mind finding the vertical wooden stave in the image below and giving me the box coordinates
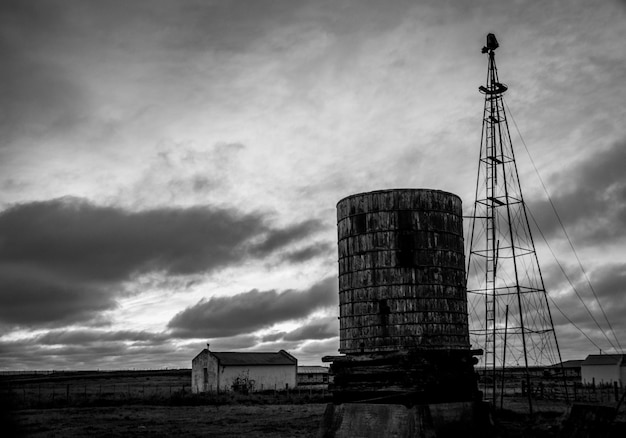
[337,189,469,354]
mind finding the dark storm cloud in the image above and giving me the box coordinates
[280,242,334,264]
[297,338,340,358]
[35,329,170,346]
[0,0,419,146]
[205,335,259,351]
[547,263,626,354]
[0,335,193,370]
[0,51,84,145]
[0,1,91,143]
[588,264,626,307]
[0,197,266,280]
[528,140,626,243]
[168,277,338,338]
[262,316,339,342]
[0,330,260,370]
[559,263,626,328]
[0,0,301,148]
[250,340,302,352]
[250,220,324,256]
[0,265,113,326]
[0,197,323,327]
[521,141,626,354]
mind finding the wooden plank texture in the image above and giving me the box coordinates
[336,189,470,353]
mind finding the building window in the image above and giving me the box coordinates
[397,211,415,267]
[397,237,414,267]
[398,210,412,229]
[378,299,390,315]
[353,213,366,234]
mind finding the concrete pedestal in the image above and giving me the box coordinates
[318,401,492,438]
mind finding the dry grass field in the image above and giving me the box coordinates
[7,404,326,438]
[1,370,329,437]
[1,369,194,405]
[5,399,566,438]
[3,371,626,437]
[5,398,607,438]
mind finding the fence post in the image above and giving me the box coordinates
[573,382,577,401]
[600,385,606,401]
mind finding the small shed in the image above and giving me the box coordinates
[192,347,297,393]
[297,366,331,389]
[581,354,626,386]
[550,359,583,378]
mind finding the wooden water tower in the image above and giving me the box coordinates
[324,188,481,405]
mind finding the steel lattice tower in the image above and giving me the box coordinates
[466,34,564,411]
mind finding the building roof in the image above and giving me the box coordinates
[193,349,208,362]
[552,360,584,369]
[211,350,296,366]
[582,354,626,366]
[298,366,329,374]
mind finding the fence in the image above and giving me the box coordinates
[1,381,330,409]
[2,382,190,405]
[0,368,185,374]
[5,371,622,409]
[482,380,625,405]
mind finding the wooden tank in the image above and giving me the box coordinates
[336,189,469,354]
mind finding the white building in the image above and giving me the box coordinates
[581,354,626,386]
[297,365,331,389]
[192,347,297,393]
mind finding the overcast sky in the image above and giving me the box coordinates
[1,0,625,370]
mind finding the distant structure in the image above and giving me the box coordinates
[581,354,626,386]
[324,189,481,404]
[191,347,297,393]
[551,360,583,379]
[297,365,331,389]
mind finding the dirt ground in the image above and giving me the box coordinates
[4,401,569,438]
[7,404,327,438]
[5,372,625,437]
[6,398,626,437]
